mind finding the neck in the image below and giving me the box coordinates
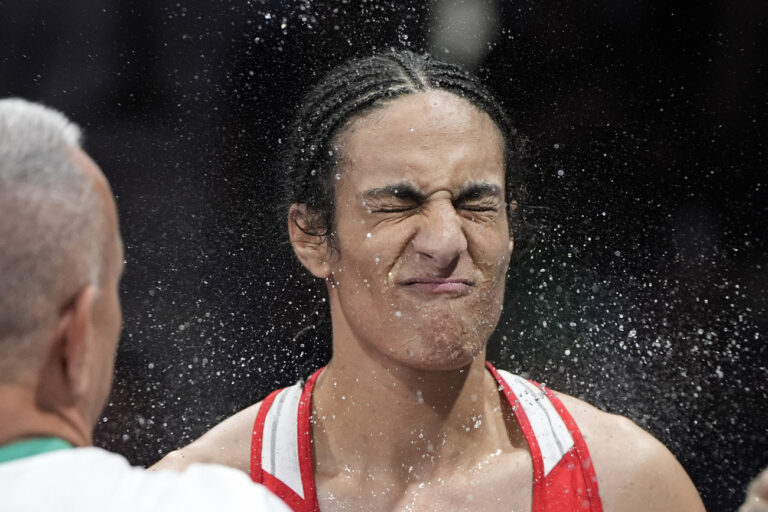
[313,345,519,480]
[0,384,91,448]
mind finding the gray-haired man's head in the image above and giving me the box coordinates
[0,98,123,389]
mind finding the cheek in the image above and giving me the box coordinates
[339,258,391,297]
[337,226,401,272]
[331,248,377,291]
[471,229,511,271]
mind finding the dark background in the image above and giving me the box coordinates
[1,1,766,510]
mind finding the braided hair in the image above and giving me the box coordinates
[283,49,529,249]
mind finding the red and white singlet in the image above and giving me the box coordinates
[250,362,603,511]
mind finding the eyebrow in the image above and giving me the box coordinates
[455,182,502,201]
[362,181,502,202]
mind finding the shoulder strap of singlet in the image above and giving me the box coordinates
[250,369,323,512]
[486,361,603,512]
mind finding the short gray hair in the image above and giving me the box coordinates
[0,98,105,360]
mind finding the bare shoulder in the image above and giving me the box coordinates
[554,391,705,512]
[149,401,263,474]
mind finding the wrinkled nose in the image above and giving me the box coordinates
[410,202,468,272]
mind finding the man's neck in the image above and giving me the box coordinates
[312,349,522,481]
[0,384,90,447]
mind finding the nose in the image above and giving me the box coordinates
[410,200,468,272]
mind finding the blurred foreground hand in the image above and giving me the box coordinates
[740,468,768,512]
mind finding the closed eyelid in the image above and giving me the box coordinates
[363,183,425,202]
[362,182,502,208]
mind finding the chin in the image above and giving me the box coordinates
[401,353,479,372]
[390,325,487,371]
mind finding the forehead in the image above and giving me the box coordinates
[334,90,505,192]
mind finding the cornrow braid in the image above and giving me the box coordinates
[282,49,529,249]
[384,52,426,90]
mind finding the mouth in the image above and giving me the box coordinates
[399,277,475,295]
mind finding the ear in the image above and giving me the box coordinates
[288,204,332,279]
[58,284,98,398]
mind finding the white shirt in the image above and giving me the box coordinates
[0,446,290,511]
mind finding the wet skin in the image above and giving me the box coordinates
[305,90,527,510]
[321,89,513,372]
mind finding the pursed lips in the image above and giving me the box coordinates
[398,277,475,295]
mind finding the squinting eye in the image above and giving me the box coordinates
[377,206,417,213]
[458,204,497,212]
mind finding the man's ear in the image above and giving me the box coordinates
[288,204,332,279]
[57,284,98,398]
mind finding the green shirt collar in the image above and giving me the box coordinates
[0,437,73,464]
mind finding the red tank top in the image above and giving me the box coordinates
[250,362,603,511]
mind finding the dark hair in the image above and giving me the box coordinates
[283,49,529,248]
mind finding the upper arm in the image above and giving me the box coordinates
[556,393,705,512]
[149,401,262,474]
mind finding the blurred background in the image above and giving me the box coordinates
[1,0,765,509]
